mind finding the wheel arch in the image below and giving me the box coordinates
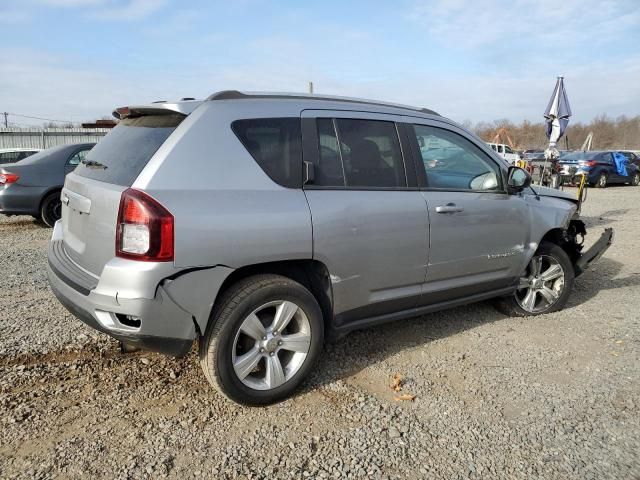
[211,259,334,338]
[539,218,586,268]
[38,186,63,212]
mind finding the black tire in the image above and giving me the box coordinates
[494,242,575,317]
[40,191,62,227]
[199,274,324,405]
[596,172,607,188]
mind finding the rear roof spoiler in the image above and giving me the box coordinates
[112,100,202,120]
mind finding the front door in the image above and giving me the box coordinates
[405,120,529,302]
[301,110,429,326]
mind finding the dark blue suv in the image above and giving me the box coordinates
[559,150,640,187]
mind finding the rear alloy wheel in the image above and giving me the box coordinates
[40,191,62,227]
[494,241,574,317]
[632,172,640,186]
[200,274,324,405]
[597,172,607,188]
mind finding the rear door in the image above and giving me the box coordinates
[405,118,529,301]
[600,152,621,182]
[301,110,429,326]
[61,112,185,276]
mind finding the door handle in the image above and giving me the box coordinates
[435,203,464,214]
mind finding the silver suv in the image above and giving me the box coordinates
[47,91,612,405]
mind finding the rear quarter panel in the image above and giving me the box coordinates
[134,101,313,269]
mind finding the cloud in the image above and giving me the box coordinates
[407,0,640,51]
[2,43,638,127]
[1,2,638,125]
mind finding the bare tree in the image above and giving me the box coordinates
[473,115,640,150]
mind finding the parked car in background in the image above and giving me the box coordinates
[621,151,640,168]
[487,143,521,164]
[0,143,94,226]
[559,150,640,187]
[47,92,612,405]
[0,148,41,164]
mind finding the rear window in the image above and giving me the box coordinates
[232,118,302,188]
[74,113,184,186]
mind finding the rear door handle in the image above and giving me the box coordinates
[435,203,464,214]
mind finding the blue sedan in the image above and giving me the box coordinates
[559,150,640,188]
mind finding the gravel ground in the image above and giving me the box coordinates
[1,187,639,479]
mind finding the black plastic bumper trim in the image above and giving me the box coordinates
[575,227,613,276]
[49,279,192,357]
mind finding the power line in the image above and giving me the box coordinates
[4,112,76,124]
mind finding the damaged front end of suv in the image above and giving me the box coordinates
[532,185,613,277]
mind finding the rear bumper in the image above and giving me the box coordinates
[47,230,198,357]
[0,184,45,215]
[48,275,194,356]
[575,228,614,276]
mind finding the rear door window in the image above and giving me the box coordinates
[74,113,184,186]
[67,148,90,166]
[315,118,345,187]
[232,118,302,188]
[335,119,406,188]
[310,118,407,188]
[0,152,20,163]
[600,153,613,164]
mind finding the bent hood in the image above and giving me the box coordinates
[531,185,578,204]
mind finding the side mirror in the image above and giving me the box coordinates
[507,166,531,194]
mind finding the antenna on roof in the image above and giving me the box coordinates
[308,82,314,94]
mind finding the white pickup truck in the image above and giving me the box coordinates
[487,143,521,164]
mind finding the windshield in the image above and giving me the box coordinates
[74,113,185,186]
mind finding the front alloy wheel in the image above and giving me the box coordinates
[493,241,575,317]
[515,255,565,313]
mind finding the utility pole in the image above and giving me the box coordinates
[2,112,7,128]
[308,82,314,94]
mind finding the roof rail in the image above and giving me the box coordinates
[206,90,440,116]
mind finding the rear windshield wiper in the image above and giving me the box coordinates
[80,159,108,169]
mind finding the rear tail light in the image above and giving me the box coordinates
[580,160,597,167]
[0,173,19,184]
[116,189,174,262]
